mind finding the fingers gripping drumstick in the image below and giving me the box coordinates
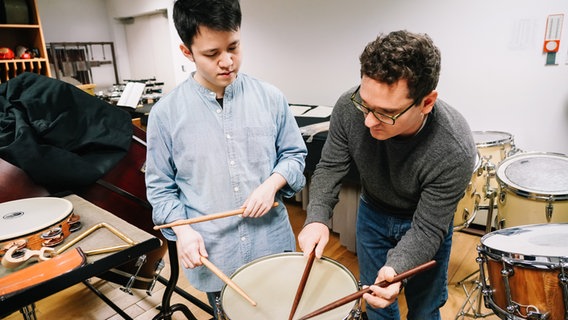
[153,202,279,230]
[297,260,437,320]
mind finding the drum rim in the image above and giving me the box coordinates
[219,252,359,317]
[496,151,568,200]
[472,130,514,147]
[479,223,568,268]
[0,197,73,241]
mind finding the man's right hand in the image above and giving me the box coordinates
[172,224,208,269]
[298,222,329,259]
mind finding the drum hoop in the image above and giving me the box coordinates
[219,252,359,315]
[496,152,568,199]
[223,252,358,286]
[480,223,568,268]
[472,130,513,148]
[0,197,73,242]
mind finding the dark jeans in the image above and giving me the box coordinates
[356,197,453,320]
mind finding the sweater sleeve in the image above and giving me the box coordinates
[304,91,354,228]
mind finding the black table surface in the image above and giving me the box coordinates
[0,194,162,316]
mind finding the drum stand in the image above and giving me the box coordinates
[454,183,497,319]
[153,240,214,320]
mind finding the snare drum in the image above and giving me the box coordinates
[218,252,361,320]
[472,131,519,209]
[478,223,568,320]
[496,152,568,229]
[454,152,482,230]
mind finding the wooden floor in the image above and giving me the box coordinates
[3,201,499,320]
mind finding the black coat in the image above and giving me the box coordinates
[0,72,132,193]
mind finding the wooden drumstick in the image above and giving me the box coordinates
[200,256,257,307]
[297,260,437,320]
[153,202,279,230]
[288,250,317,320]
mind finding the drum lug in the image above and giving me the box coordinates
[145,258,165,296]
[545,198,553,223]
[120,254,147,295]
[500,262,516,315]
[215,297,226,320]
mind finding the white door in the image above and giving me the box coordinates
[123,11,176,93]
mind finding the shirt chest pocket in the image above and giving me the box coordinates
[244,126,275,165]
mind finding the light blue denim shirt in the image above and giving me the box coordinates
[145,72,307,291]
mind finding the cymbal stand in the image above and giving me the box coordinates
[454,161,496,319]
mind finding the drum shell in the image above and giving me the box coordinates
[496,152,568,229]
[218,252,360,320]
[484,257,565,319]
[478,223,568,319]
[472,131,516,209]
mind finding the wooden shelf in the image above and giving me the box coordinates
[0,0,50,83]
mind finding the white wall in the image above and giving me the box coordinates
[239,0,568,155]
[37,0,568,155]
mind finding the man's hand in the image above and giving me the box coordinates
[363,266,402,309]
[242,173,286,217]
[172,224,208,269]
[298,222,329,259]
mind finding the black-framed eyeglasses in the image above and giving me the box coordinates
[350,85,417,125]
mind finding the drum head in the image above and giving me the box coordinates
[0,197,73,241]
[472,131,513,147]
[481,223,568,265]
[496,152,568,199]
[220,252,358,320]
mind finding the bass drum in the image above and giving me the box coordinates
[496,152,568,229]
[478,223,568,320]
[76,125,167,293]
[454,152,482,230]
[218,252,361,320]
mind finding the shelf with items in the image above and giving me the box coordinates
[0,0,50,83]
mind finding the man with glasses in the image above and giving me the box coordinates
[298,30,476,319]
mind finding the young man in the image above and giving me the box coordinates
[298,30,477,319]
[145,0,307,315]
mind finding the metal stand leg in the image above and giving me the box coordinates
[152,240,214,320]
[454,187,496,319]
[83,279,133,319]
[454,271,494,319]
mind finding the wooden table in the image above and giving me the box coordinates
[0,194,162,317]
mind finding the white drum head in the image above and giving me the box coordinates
[220,252,358,320]
[496,152,568,199]
[472,131,513,148]
[481,223,568,264]
[0,197,73,241]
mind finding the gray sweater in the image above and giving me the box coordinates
[305,87,476,274]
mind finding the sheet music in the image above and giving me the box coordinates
[117,82,146,108]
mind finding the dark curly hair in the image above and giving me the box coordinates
[360,30,441,102]
[173,0,241,49]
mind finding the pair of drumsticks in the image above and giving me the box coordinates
[154,204,437,319]
[153,204,282,307]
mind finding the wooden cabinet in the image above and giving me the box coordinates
[0,0,50,83]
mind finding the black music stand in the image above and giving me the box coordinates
[153,240,214,320]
